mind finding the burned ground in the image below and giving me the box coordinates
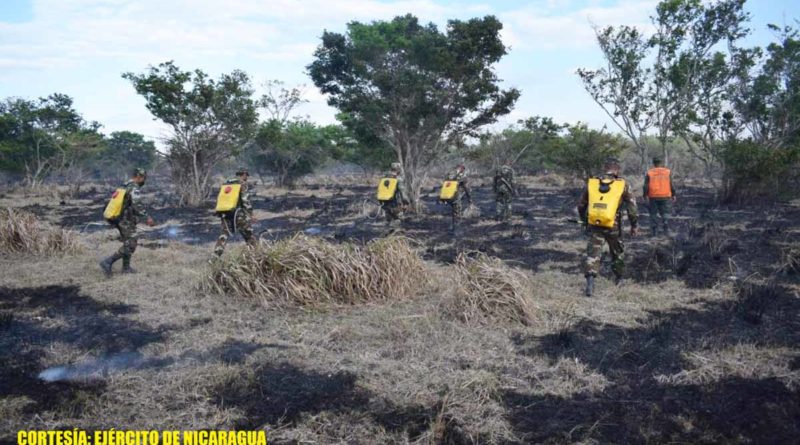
[1,177,798,443]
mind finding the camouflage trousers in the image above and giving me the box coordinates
[648,198,672,233]
[448,197,464,231]
[214,210,255,256]
[584,226,625,278]
[114,218,138,268]
[382,203,403,229]
[495,190,512,221]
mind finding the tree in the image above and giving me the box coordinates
[578,0,751,171]
[546,124,627,179]
[577,25,653,172]
[246,119,332,187]
[123,61,257,206]
[0,94,97,187]
[308,14,519,208]
[259,80,308,123]
[98,131,157,179]
[735,23,800,148]
[468,117,565,174]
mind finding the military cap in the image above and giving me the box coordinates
[236,167,249,176]
[652,156,664,164]
[132,168,147,177]
[390,162,402,171]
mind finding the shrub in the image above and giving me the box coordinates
[720,141,800,203]
[445,253,537,325]
[0,208,81,255]
[203,235,425,306]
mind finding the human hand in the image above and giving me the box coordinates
[631,226,640,237]
[146,217,155,227]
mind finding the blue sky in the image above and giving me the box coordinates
[0,0,797,144]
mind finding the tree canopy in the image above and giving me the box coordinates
[308,14,519,206]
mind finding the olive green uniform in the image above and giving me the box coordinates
[577,173,639,279]
[213,178,255,256]
[444,169,472,233]
[102,180,149,274]
[494,165,515,221]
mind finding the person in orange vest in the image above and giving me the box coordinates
[643,156,676,236]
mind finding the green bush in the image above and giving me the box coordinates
[720,140,800,202]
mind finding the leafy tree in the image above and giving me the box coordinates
[468,117,565,174]
[247,119,331,186]
[308,14,519,207]
[546,124,627,179]
[735,23,800,148]
[578,0,752,171]
[328,113,394,172]
[98,131,157,179]
[0,94,98,187]
[577,26,653,172]
[123,61,257,206]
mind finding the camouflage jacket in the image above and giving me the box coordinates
[445,169,472,201]
[494,166,515,194]
[120,181,149,223]
[577,173,639,229]
[223,178,253,214]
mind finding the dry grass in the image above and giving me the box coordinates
[203,235,426,306]
[780,246,800,275]
[0,208,82,255]
[345,198,382,219]
[444,252,537,325]
[655,344,800,390]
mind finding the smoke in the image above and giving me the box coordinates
[38,352,165,382]
[163,225,181,239]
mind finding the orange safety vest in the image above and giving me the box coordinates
[646,167,672,198]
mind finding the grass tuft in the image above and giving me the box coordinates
[202,234,425,306]
[0,208,82,255]
[445,252,537,325]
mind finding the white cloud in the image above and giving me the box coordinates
[500,0,657,50]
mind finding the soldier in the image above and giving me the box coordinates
[99,168,154,276]
[577,157,639,296]
[442,164,472,234]
[381,162,409,232]
[643,156,676,236]
[493,161,516,222]
[213,168,256,256]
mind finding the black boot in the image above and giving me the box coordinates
[121,256,136,274]
[99,253,121,278]
[615,275,624,286]
[585,275,595,297]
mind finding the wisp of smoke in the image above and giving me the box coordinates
[164,226,181,239]
[38,352,146,382]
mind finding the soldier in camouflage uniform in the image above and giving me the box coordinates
[577,158,639,296]
[493,162,516,222]
[443,164,472,234]
[99,168,154,277]
[213,168,256,256]
[382,162,409,232]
